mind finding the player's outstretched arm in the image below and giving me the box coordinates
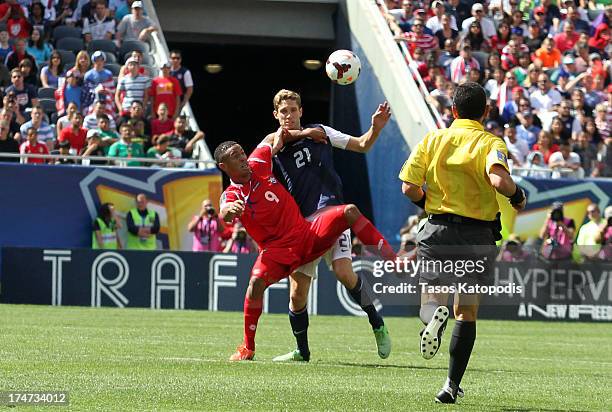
[220,200,245,223]
[345,101,391,153]
[261,127,290,156]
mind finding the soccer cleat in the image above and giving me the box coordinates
[272,349,308,362]
[457,387,465,398]
[435,387,457,404]
[373,325,391,359]
[420,305,449,360]
[229,344,255,361]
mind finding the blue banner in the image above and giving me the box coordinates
[2,248,610,322]
[0,163,222,253]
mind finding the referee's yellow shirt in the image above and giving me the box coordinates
[399,119,509,221]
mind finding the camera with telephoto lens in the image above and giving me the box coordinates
[206,207,215,216]
[236,229,247,241]
[551,208,564,222]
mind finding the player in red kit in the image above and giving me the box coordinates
[215,128,396,361]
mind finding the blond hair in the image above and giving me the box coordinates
[273,89,301,110]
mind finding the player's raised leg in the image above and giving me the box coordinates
[419,291,450,361]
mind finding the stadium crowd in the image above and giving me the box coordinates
[379,0,612,178]
[0,0,202,166]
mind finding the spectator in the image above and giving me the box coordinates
[449,43,479,84]
[19,126,48,164]
[50,139,76,164]
[509,9,528,37]
[0,27,11,61]
[597,207,612,261]
[115,56,150,115]
[561,5,590,35]
[497,234,529,262]
[126,193,160,250]
[461,20,488,51]
[18,58,36,86]
[115,0,156,43]
[494,72,520,114]
[84,51,115,91]
[146,134,178,167]
[533,37,561,69]
[187,199,225,252]
[5,67,38,114]
[461,3,495,39]
[7,4,30,39]
[504,122,529,167]
[0,119,19,161]
[84,100,116,130]
[445,0,470,29]
[5,37,37,71]
[95,112,119,142]
[549,140,583,178]
[58,111,87,153]
[53,0,78,28]
[149,61,181,118]
[532,130,559,165]
[223,221,256,254]
[56,101,78,135]
[553,21,579,54]
[83,0,115,42]
[67,50,91,80]
[163,114,203,158]
[579,73,602,112]
[433,13,458,49]
[128,116,147,147]
[484,67,503,98]
[28,1,50,38]
[511,52,532,86]
[588,23,610,53]
[81,129,108,165]
[549,117,571,144]
[395,18,438,55]
[19,105,54,149]
[118,49,148,81]
[107,122,144,166]
[56,71,83,111]
[516,110,541,149]
[427,2,457,33]
[525,22,546,53]
[92,202,122,249]
[25,28,51,67]
[169,49,193,113]
[490,21,511,54]
[530,73,562,115]
[521,151,549,178]
[556,100,581,140]
[150,102,173,138]
[594,103,610,141]
[1,96,25,138]
[573,132,599,177]
[539,201,575,260]
[40,50,64,88]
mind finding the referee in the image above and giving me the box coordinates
[399,82,526,404]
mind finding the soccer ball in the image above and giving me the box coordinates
[325,50,361,85]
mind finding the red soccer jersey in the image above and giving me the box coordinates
[59,127,87,153]
[220,144,309,249]
[19,140,48,164]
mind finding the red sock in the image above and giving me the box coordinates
[352,214,397,261]
[243,295,263,351]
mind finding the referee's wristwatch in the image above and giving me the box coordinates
[508,185,525,205]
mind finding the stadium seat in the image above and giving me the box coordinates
[123,52,152,65]
[57,49,76,67]
[38,87,57,99]
[53,25,83,42]
[104,63,121,76]
[141,64,155,77]
[119,40,150,57]
[57,38,85,54]
[39,98,57,116]
[87,39,118,56]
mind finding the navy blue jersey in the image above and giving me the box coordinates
[273,124,350,217]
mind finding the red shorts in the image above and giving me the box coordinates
[250,205,349,285]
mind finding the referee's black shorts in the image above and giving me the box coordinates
[416,217,498,287]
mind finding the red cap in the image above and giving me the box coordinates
[534,6,545,14]
[512,86,524,95]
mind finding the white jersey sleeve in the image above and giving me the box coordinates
[320,125,351,150]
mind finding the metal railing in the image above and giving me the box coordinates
[0,152,217,169]
[143,0,216,169]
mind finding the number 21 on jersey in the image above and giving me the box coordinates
[294,148,311,168]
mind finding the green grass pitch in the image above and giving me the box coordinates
[1,304,610,411]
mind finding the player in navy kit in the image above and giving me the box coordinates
[268,89,393,362]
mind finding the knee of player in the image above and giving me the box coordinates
[343,204,361,223]
[332,260,357,285]
[289,288,308,306]
[248,276,267,298]
[454,305,478,321]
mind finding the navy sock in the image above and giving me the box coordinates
[448,320,476,387]
[289,306,310,361]
[348,277,384,330]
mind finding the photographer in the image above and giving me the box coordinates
[223,221,256,254]
[596,206,612,262]
[497,234,529,262]
[539,201,575,260]
[188,199,225,252]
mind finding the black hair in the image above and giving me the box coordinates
[98,202,114,222]
[452,82,487,120]
[214,141,239,164]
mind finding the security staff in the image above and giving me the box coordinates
[399,82,526,404]
[92,203,122,249]
[126,193,160,250]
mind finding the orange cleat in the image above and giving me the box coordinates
[229,344,255,361]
